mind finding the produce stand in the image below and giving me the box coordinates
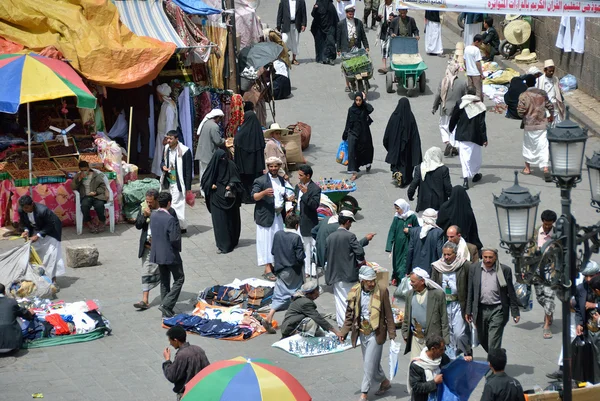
[316,178,360,215]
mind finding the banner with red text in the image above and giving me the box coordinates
[398,0,600,17]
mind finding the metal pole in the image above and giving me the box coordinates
[27,103,33,196]
[561,186,574,401]
[230,0,241,93]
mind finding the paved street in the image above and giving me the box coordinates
[2,3,600,401]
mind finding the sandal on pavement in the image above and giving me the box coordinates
[134,301,150,310]
[375,383,392,396]
[262,272,277,281]
[544,171,553,182]
[292,59,299,65]
[543,327,553,339]
[520,169,531,175]
[359,396,368,401]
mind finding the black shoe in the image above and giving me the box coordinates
[262,320,277,334]
[451,147,459,156]
[472,173,482,183]
[546,370,563,380]
[366,165,371,173]
[158,305,175,318]
[181,229,187,234]
[444,143,452,157]
[463,178,469,190]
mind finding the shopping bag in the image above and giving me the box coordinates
[336,140,348,166]
[572,336,594,382]
[393,276,411,300]
[388,340,401,379]
[185,191,196,207]
[514,282,533,312]
[470,322,480,349]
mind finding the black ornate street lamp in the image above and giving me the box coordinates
[494,113,600,401]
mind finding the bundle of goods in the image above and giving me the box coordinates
[279,128,304,166]
[286,122,312,151]
[17,298,111,348]
[317,194,337,220]
[197,283,274,311]
[122,178,161,220]
[316,178,356,193]
[162,300,277,341]
[391,307,405,327]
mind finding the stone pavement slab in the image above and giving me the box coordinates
[2,3,600,401]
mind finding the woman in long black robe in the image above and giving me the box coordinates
[310,0,338,64]
[436,185,483,250]
[343,92,374,180]
[201,149,243,254]
[234,110,265,203]
[383,97,423,187]
[504,76,528,120]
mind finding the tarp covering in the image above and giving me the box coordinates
[172,0,221,15]
[0,242,54,299]
[114,0,187,53]
[398,0,600,17]
[0,0,176,88]
[437,357,489,401]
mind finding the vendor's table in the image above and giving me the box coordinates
[0,179,121,227]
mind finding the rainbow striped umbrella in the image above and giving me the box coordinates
[0,53,96,114]
[182,357,312,401]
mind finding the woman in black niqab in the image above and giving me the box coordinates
[201,149,243,254]
[311,0,338,64]
[436,185,483,250]
[504,76,528,120]
[383,97,423,187]
[234,109,265,203]
[343,92,374,181]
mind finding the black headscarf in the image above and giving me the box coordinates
[382,98,422,184]
[504,77,528,120]
[436,185,483,250]
[200,149,242,213]
[233,110,265,174]
[345,92,371,126]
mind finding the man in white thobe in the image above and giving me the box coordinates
[536,59,565,126]
[152,83,178,177]
[424,11,443,56]
[160,131,192,232]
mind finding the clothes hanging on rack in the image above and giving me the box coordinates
[226,94,244,137]
[556,16,572,52]
[179,86,193,150]
[572,17,585,54]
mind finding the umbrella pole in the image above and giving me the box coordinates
[27,103,33,196]
[127,107,133,163]
[269,70,276,121]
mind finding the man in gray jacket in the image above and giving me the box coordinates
[195,109,225,196]
[324,210,375,326]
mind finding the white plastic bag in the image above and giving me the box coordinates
[389,340,401,379]
[470,322,480,349]
[393,276,411,301]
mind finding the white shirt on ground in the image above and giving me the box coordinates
[464,45,482,76]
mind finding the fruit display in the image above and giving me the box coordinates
[44,138,79,157]
[33,159,58,171]
[9,170,33,179]
[75,137,96,153]
[316,178,356,192]
[80,154,103,164]
[0,162,17,172]
[54,157,79,168]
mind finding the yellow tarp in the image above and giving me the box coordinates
[0,0,176,88]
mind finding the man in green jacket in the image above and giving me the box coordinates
[70,161,108,233]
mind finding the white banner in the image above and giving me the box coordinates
[398,0,600,17]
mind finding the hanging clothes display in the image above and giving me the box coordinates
[556,16,572,52]
[179,86,194,150]
[572,17,585,54]
[226,94,244,137]
[149,85,156,158]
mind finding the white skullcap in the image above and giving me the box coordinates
[359,265,377,281]
[265,156,283,165]
[412,267,430,280]
[527,66,542,76]
[345,4,355,11]
[301,280,318,293]
[157,83,172,97]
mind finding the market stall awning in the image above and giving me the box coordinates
[172,0,221,15]
[114,0,187,53]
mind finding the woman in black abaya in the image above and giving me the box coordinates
[383,97,422,187]
[504,76,528,120]
[201,149,243,254]
[343,92,374,181]
[436,185,483,250]
[234,105,265,203]
[311,0,338,65]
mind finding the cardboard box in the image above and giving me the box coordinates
[524,386,600,401]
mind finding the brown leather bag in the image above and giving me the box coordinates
[287,122,312,150]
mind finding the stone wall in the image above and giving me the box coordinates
[500,16,600,101]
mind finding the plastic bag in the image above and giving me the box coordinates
[388,340,401,379]
[514,282,533,312]
[559,74,577,92]
[470,322,479,349]
[572,336,595,382]
[336,140,349,166]
[393,276,411,300]
[186,191,196,207]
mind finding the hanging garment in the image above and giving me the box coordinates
[572,17,585,54]
[149,88,156,157]
[556,17,572,52]
[178,87,193,150]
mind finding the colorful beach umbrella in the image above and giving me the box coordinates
[182,357,312,401]
[0,53,96,114]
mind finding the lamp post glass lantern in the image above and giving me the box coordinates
[547,113,588,181]
[493,171,540,246]
[587,151,600,208]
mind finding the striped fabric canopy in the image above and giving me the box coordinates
[113,0,187,53]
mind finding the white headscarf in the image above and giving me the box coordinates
[196,109,224,136]
[459,94,486,119]
[157,83,172,97]
[420,147,444,181]
[412,267,442,290]
[527,66,542,76]
[359,265,377,281]
[419,208,439,239]
[394,198,416,220]
[407,347,443,395]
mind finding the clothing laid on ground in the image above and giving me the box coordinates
[234,111,266,202]
[311,0,338,63]
[162,342,210,395]
[201,149,243,253]
[436,185,483,250]
[383,98,422,185]
[343,93,374,174]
